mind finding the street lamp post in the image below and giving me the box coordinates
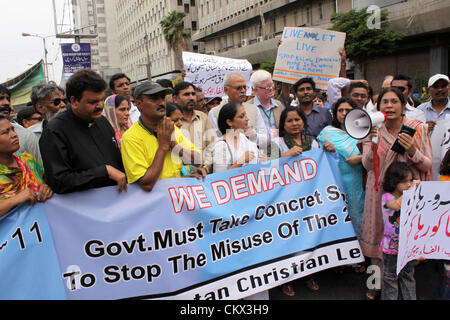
[22,32,50,82]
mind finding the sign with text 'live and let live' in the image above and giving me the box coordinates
[0,150,363,300]
[183,51,252,98]
[273,27,346,89]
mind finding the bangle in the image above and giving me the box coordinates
[395,199,401,207]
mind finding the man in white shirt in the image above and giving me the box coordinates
[109,73,140,123]
[391,74,426,122]
[327,77,376,113]
[207,73,269,147]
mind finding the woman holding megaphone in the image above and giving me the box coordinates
[360,87,432,300]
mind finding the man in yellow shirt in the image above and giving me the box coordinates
[121,82,205,191]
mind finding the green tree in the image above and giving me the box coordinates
[330,7,404,78]
[160,11,191,70]
[259,59,275,74]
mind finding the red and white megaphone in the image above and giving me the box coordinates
[344,108,386,192]
[344,109,386,143]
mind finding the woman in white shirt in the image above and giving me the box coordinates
[212,101,264,173]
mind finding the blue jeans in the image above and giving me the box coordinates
[381,253,416,300]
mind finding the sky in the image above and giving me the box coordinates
[1,0,73,84]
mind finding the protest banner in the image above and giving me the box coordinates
[61,43,91,80]
[0,149,363,300]
[273,27,346,89]
[183,51,252,97]
[398,182,450,274]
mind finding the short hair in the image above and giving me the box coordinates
[30,83,60,106]
[250,69,272,87]
[114,95,130,108]
[331,97,359,129]
[109,73,130,91]
[439,149,450,176]
[349,81,369,94]
[376,87,406,111]
[66,69,107,102]
[16,105,39,126]
[223,73,244,87]
[278,106,308,138]
[0,84,11,97]
[382,161,414,193]
[173,81,195,97]
[218,101,242,135]
[156,78,174,89]
[166,102,182,117]
[293,77,316,93]
[392,74,413,89]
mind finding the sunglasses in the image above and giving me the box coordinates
[51,98,67,106]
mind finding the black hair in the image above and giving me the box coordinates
[382,161,414,193]
[349,81,369,94]
[218,101,241,135]
[174,81,195,97]
[66,69,107,102]
[439,149,450,177]
[0,84,11,98]
[156,78,174,89]
[0,113,9,121]
[109,73,130,91]
[16,105,39,126]
[278,106,308,138]
[114,95,130,108]
[392,74,413,89]
[331,97,359,128]
[166,102,182,117]
[293,77,316,93]
[376,87,406,111]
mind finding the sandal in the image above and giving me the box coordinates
[306,279,320,291]
[281,284,295,297]
[366,289,381,300]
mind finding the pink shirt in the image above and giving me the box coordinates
[380,193,400,255]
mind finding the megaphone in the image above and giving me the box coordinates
[344,109,386,141]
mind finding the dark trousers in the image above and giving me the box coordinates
[381,253,416,300]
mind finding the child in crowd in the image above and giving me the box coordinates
[380,161,419,300]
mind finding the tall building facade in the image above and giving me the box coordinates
[115,0,199,82]
[71,0,121,80]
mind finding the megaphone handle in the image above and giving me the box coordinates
[371,124,381,144]
[373,144,379,192]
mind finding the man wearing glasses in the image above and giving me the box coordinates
[28,83,67,138]
[207,73,269,147]
[248,69,284,139]
[390,74,426,122]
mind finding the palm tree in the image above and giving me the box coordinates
[160,11,191,70]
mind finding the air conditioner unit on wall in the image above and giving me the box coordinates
[241,39,248,47]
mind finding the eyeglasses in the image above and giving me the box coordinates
[51,98,67,106]
[350,93,368,99]
[228,85,248,91]
[28,116,43,121]
[392,86,407,92]
[256,85,275,91]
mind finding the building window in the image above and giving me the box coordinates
[184,3,189,13]
[192,21,197,31]
[177,0,182,6]
[319,2,323,20]
[190,0,195,6]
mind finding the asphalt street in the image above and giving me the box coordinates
[269,259,441,300]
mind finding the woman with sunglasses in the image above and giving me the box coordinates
[0,114,53,218]
[361,87,432,300]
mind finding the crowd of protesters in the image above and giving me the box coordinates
[0,64,449,300]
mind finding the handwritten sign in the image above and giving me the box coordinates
[183,51,252,97]
[430,118,450,180]
[273,27,346,89]
[397,182,450,274]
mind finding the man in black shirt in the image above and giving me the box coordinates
[39,69,127,194]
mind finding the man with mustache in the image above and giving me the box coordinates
[0,85,42,163]
[173,81,214,165]
[293,77,332,137]
[121,81,204,191]
[28,82,66,138]
[39,69,127,194]
[109,73,140,124]
[417,74,450,133]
